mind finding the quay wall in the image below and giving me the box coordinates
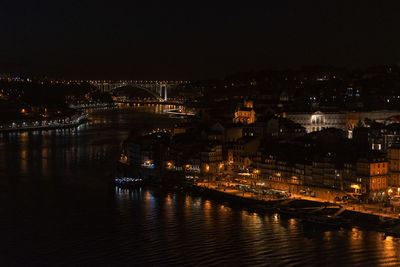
[265,181,347,201]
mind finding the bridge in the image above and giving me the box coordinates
[88,80,189,101]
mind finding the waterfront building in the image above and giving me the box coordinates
[311,158,343,189]
[169,133,202,170]
[255,155,344,191]
[388,146,400,188]
[356,157,388,200]
[342,163,358,193]
[228,136,260,170]
[125,133,170,167]
[201,144,223,173]
[252,134,391,201]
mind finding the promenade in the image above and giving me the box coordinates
[0,114,88,133]
[196,181,400,220]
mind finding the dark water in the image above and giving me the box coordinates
[0,107,400,266]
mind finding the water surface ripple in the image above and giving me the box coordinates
[0,108,399,266]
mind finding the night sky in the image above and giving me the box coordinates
[0,1,399,80]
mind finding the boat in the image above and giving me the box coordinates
[114,177,143,187]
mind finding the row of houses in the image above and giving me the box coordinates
[122,100,400,201]
[124,123,400,201]
[233,99,400,138]
[253,151,391,201]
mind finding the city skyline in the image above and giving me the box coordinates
[2,2,400,265]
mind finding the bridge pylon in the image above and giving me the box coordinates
[160,84,167,101]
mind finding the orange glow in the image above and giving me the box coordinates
[204,200,211,210]
[351,184,360,189]
[119,155,128,164]
[205,164,210,172]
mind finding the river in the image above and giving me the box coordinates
[0,106,399,266]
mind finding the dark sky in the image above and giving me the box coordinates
[0,1,399,80]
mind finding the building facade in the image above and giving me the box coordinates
[285,111,346,133]
[388,147,400,188]
[356,157,388,200]
[233,100,256,125]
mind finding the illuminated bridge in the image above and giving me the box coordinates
[88,80,189,101]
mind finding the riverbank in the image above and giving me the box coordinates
[69,102,117,110]
[197,181,400,218]
[115,175,400,235]
[0,114,88,133]
[190,184,400,233]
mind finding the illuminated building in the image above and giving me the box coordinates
[233,100,256,125]
[200,144,223,173]
[285,111,346,133]
[287,110,400,136]
[353,121,400,152]
[388,146,400,187]
[346,110,400,133]
[356,157,388,200]
[229,137,260,170]
[311,159,343,189]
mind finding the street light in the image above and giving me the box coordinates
[204,164,210,173]
[219,163,224,171]
[166,162,173,168]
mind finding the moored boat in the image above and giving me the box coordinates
[114,177,143,187]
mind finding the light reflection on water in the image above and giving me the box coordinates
[112,187,400,266]
[0,108,399,265]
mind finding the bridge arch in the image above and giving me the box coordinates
[93,82,168,101]
[112,84,163,100]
